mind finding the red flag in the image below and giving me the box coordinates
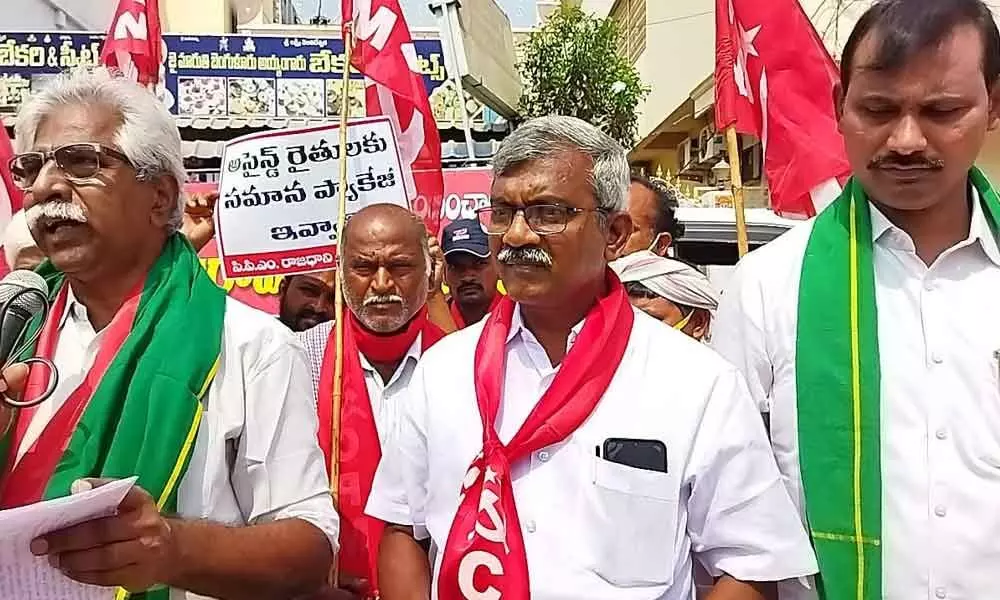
[0,125,24,274]
[100,0,164,86]
[342,0,445,234]
[715,0,851,218]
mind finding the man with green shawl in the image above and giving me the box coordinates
[0,67,339,599]
[712,1,1000,599]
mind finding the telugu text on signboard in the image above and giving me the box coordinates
[215,116,408,279]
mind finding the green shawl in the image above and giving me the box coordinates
[0,233,226,600]
[796,167,1000,600]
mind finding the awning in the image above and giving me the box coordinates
[174,115,509,133]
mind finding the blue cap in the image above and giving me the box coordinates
[442,218,490,258]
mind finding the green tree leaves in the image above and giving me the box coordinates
[518,5,649,147]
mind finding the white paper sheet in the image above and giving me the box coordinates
[0,476,137,600]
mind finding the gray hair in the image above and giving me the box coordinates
[492,115,629,213]
[14,67,186,232]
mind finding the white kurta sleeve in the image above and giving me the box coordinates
[711,256,775,413]
[229,336,340,551]
[366,359,431,539]
[685,367,818,582]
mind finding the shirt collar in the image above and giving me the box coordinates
[506,303,586,348]
[869,184,1000,267]
[58,285,89,330]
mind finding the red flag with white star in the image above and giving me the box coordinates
[715,0,851,217]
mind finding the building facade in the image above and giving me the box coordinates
[611,0,1000,208]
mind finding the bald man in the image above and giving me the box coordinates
[297,203,446,600]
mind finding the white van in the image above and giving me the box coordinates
[673,207,802,291]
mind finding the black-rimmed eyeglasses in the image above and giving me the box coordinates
[476,204,607,236]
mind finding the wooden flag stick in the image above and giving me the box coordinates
[328,24,355,590]
[331,23,354,519]
[725,126,750,257]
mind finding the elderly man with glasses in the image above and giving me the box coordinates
[0,67,337,600]
[366,115,817,600]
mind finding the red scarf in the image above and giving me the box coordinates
[437,270,634,600]
[317,306,445,595]
[0,284,142,508]
[449,293,503,329]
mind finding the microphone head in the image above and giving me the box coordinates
[0,270,49,317]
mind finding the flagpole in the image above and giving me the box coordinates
[331,24,354,585]
[724,126,750,257]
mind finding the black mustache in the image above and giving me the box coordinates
[457,281,484,292]
[869,154,945,170]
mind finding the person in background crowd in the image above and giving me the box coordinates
[0,67,336,599]
[425,232,458,333]
[278,271,337,332]
[180,188,217,252]
[712,1,1000,598]
[367,115,817,600]
[619,174,684,257]
[441,218,500,328]
[611,250,718,341]
[4,210,44,270]
[298,203,446,600]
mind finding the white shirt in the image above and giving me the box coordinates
[712,194,1000,600]
[367,304,818,600]
[297,320,422,445]
[17,292,339,600]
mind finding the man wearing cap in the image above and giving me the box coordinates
[441,218,500,328]
[611,250,718,341]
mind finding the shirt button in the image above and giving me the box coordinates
[537,451,550,462]
[935,587,947,599]
[931,352,943,364]
[936,428,948,440]
[935,505,947,517]
[525,520,536,533]
[924,280,935,292]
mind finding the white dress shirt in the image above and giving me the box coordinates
[297,320,422,445]
[367,304,818,600]
[17,292,339,600]
[712,193,1000,600]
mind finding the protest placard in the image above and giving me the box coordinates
[214,116,408,279]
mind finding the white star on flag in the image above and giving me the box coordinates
[728,0,761,103]
[484,466,498,484]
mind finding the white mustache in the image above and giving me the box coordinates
[497,246,553,267]
[26,202,88,229]
[363,294,404,307]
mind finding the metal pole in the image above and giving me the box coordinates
[437,0,476,160]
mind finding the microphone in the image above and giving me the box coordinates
[0,270,49,366]
[0,270,59,409]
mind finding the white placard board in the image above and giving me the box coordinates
[215,116,408,279]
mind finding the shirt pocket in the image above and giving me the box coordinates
[577,455,679,587]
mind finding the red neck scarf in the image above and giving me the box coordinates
[317,306,444,595]
[1,284,142,508]
[449,293,503,329]
[437,270,634,600]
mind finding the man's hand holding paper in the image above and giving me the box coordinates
[31,478,175,593]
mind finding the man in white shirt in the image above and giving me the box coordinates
[298,203,446,599]
[0,67,337,600]
[711,1,1000,598]
[366,115,817,600]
